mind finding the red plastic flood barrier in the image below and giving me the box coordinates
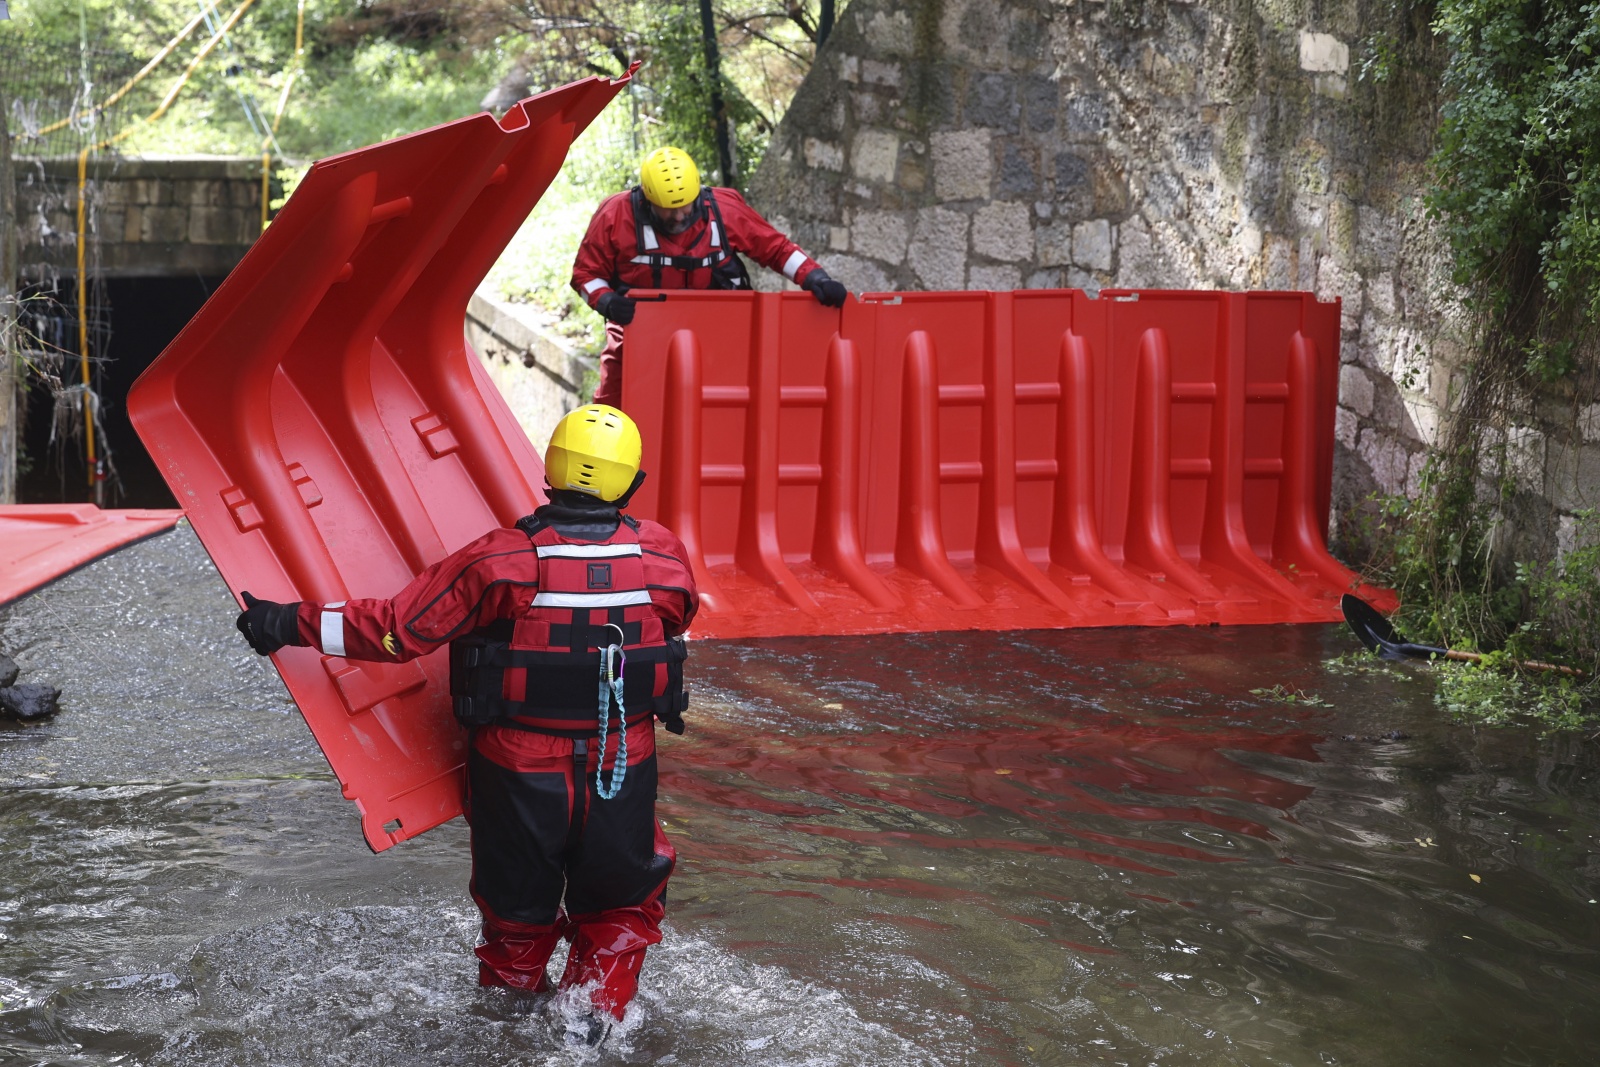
[0,505,184,607]
[128,73,631,851]
[126,67,1390,849]
[621,288,1393,639]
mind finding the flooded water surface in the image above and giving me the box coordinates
[3,526,1598,1065]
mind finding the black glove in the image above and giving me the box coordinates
[596,291,637,326]
[803,268,848,308]
[236,591,304,656]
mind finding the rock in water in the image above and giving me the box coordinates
[0,654,17,688]
[0,684,61,721]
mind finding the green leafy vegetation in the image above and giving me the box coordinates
[6,0,834,338]
[1429,0,1600,382]
[5,0,501,157]
[1349,0,1600,727]
[1434,655,1589,730]
[1358,483,1600,727]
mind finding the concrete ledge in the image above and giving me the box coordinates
[15,154,266,181]
[466,287,596,448]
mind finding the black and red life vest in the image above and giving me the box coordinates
[450,517,688,736]
[622,187,752,291]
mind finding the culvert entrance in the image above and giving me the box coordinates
[17,273,224,509]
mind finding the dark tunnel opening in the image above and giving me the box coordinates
[17,274,225,509]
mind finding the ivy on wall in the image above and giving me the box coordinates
[1366,0,1600,694]
[1428,0,1600,381]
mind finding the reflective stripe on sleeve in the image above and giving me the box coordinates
[320,603,347,658]
[532,590,654,608]
[535,543,644,559]
[782,249,807,280]
[582,278,611,296]
[709,221,722,247]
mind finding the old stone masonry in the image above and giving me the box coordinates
[748,0,1600,553]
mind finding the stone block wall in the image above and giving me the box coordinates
[748,0,1570,551]
[13,155,263,280]
[1,98,16,505]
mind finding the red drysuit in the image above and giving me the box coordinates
[291,492,698,1019]
[571,186,822,406]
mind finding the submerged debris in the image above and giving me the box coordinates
[1,684,61,721]
[0,653,62,721]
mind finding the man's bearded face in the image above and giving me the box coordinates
[651,202,697,235]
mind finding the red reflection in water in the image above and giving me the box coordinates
[1053,939,1120,956]
[662,717,1316,881]
[1127,893,1198,908]
[867,912,959,933]
[784,822,1182,876]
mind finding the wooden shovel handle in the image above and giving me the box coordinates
[1444,648,1585,677]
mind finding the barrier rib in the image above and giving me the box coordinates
[659,328,726,613]
[1277,331,1365,594]
[896,330,985,608]
[975,294,1082,613]
[318,131,522,570]
[1048,331,1171,614]
[814,335,902,610]
[737,302,819,611]
[1124,327,1226,604]
[1200,293,1306,603]
[397,123,580,532]
[293,200,445,575]
[402,84,630,535]
[215,177,380,603]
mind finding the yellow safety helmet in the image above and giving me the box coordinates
[639,146,701,209]
[544,404,643,502]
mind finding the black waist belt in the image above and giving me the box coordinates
[449,632,689,733]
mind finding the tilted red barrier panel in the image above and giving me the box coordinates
[0,505,184,607]
[621,289,1392,640]
[128,74,632,851]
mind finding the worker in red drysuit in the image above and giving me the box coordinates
[571,145,848,407]
[235,405,697,1047]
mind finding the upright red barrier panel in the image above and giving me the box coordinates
[128,73,633,851]
[622,289,1390,640]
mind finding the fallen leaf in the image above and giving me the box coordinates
[1469,873,1482,883]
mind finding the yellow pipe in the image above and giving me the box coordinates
[259,70,299,230]
[261,0,307,231]
[153,0,261,122]
[261,151,272,231]
[76,149,95,488]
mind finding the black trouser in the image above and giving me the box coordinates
[464,721,674,1016]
